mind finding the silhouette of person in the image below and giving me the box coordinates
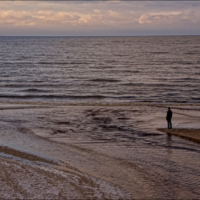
[166,107,172,129]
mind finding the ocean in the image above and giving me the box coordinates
[0,35,200,104]
[0,36,200,199]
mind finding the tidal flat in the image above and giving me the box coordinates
[0,103,200,199]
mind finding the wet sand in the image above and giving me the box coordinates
[0,103,200,199]
[158,128,200,143]
[0,145,129,199]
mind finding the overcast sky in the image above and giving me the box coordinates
[0,1,200,36]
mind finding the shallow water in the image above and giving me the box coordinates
[0,104,200,199]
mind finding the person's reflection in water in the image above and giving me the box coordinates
[167,133,172,144]
[166,107,172,129]
[167,133,173,156]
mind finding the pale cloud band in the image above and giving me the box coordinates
[0,1,200,36]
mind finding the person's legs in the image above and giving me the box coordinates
[167,120,172,129]
[169,120,172,129]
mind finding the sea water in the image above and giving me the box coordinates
[0,35,200,104]
[0,36,200,199]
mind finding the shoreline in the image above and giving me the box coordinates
[1,100,200,107]
[0,102,200,199]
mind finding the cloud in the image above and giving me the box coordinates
[0,9,132,28]
[138,13,180,24]
[0,10,35,26]
[137,10,200,26]
[0,1,200,36]
[0,10,84,27]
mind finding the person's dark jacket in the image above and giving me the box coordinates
[166,110,172,121]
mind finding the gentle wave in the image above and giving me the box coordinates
[0,83,91,87]
[88,79,120,82]
[0,94,106,99]
[150,52,169,54]
[20,88,50,93]
[0,100,200,107]
[38,62,91,65]
[0,36,200,104]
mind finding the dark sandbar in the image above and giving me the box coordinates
[158,128,200,143]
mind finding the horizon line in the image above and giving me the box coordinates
[0,34,200,37]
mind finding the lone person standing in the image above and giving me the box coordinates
[166,107,172,129]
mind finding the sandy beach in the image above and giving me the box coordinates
[0,102,200,199]
[0,137,130,199]
[0,152,129,199]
